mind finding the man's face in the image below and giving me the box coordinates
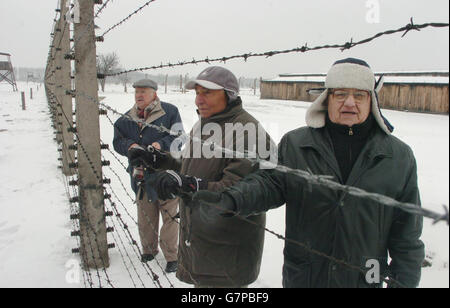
[195,85,227,119]
[327,88,371,126]
[135,87,155,110]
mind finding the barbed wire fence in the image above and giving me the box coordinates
[44,0,449,288]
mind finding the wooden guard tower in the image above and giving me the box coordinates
[0,52,18,91]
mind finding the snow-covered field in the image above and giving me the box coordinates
[0,82,448,288]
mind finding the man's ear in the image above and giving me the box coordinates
[151,90,158,102]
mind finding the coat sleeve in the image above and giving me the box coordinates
[206,158,257,192]
[387,150,425,288]
[158,152,182,172]
[157,107,185,151]
[113,118,136,157]
[223,135,288,217]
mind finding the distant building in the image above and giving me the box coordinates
[261,71,449,114]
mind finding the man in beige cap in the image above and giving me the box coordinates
[113,79,184,273]
[129,67,276,287]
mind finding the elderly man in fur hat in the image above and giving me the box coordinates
[193,58,425,288]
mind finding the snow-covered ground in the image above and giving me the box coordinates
[0,82,448,288]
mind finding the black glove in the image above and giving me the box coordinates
[128,145,167,169]
[192,190,237,219]
[155,170,207,200]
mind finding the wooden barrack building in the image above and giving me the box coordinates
[260,71,449,114]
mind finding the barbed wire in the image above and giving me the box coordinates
[68,0,112,54]
[49,89,179,288]
[45,1,449,287]
[46,0,112,80]
[105,18,449,77]
[50,90,116,287]
[100,0,156,37]
[104,114,402,286]
[102,167,176,288]
[92,92,449,225]
[50,70,435,289]
[105,194,163,288]
[102,214,141,288]
[105,127,429,288]
[59,146,92,288]
[100,137,195,287]
[95,0,113,18]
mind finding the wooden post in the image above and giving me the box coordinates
[59,0,76,176]
[165,74,168,94]
[21,92,26,110]
[30,88,33,100]
[74,0,109,270]
[259,77,262,97]
[184,74,189,94]
[180,74,183,92]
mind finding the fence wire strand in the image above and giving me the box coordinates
[105,19,449,77]
[45,0,449,287]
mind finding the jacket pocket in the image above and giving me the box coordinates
[282,260,311,288]
[191,239,239,282]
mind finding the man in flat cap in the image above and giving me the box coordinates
[113,79,184,273]
[128,67,277,287]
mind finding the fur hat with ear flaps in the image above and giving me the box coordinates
[305,58,394,134]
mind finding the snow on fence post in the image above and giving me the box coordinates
[59,0,76,176]
[73,0,110,270]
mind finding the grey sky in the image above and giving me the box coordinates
[1,0,449,79]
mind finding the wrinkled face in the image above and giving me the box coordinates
[195,85,227,119]
[327,88,372,126]
[135,87,155,110]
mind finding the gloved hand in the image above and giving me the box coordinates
[192,190,237,218]
[155,170,207,200]
[128,145,167,169]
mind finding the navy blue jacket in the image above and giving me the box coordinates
[113,101,184,201]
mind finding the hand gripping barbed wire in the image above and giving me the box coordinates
[75,89,449,225]
[104,18,449,77]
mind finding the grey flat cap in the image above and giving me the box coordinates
[185,66,239,100]
[133,79,158,91]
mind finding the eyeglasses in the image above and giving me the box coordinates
[330,89,370,102]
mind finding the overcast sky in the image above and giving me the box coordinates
[0,0,449,79]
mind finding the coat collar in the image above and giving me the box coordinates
[298,126,393,184]
[299,125,392,159]
[129,98,166,129]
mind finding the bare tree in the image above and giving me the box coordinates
[117,70,130,93]
[97,52,120,92]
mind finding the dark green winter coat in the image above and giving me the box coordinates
[226,125,425,288]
